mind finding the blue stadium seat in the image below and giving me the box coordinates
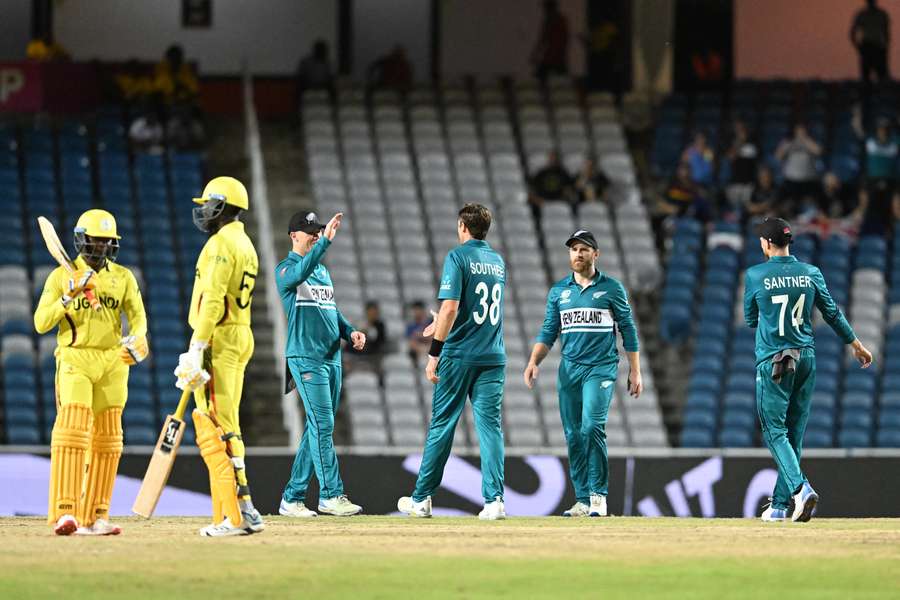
[6,406,39,426]
[842,392,875,410]
[725,373,756,394]
[680,427,714,448]
[882,392,900,409]
[682,409,717,430]
[840,411,873,430]
[125,426,158,445]
[721,409,755,429]
[722,392,754,411]
[729,355,757,375]
[807,411,835,430]
[876,428,900,447]
[689,373,721,394]
[719,427,754,448]
[804,428,833,448]
[685,392,717,411]
[879,410,900,428]
[838,428,871,447]
[123,407,156,427]
[4,389,38,409]
[881,375,900,394]
[6,426,41,445]
[4,370,37,390]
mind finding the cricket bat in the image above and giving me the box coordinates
[132,389,192,518]
[36,216,101,311]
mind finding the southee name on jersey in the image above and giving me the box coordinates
[470,261,505,277]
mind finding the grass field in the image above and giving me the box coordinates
[1,517,898,599]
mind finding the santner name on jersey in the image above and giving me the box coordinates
[764,275,813,290]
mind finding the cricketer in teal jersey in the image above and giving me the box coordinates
[744,218,872,523]
[524,230,643,518]
[398,204,508,520]
[276,211,366,518]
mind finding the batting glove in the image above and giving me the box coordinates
[119,335,150,366]
[62,269,96,307]
[174,340,209,391]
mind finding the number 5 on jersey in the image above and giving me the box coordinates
[771,294,805,336]
[473,282,501,326]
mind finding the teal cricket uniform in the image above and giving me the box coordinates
[412,239,507,504]
[537,270,639,503]
[277,238,356,503]
[744,255,855,509]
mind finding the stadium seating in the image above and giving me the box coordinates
[1,110,202,445]
[303,79,667,448]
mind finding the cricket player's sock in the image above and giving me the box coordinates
[78,407,123,527]
[47,404,92,527]
[589,494,608,517]
[397,496,432,518]
[280,499,318,517]
[563,502,589,517]
[791,482,818,523]
[478,497,506,521]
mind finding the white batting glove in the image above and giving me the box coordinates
[174,340,210,391]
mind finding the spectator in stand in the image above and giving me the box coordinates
[297,40,334,101]
[651,161,710,249]
[775,123,822,217]
[681,131,715,187]
[726,119,759,187]
[531,0,570,84]
[851,0,891,100]
[128,98,165,154]
[25,34,69,62]
[405,300,432,367]
[573,158,610,206]
[166,103,206,150]
[856,117,900,235]
[744,165,778,221]
[528,151,575,221]
[154,45,199,105]
[367,45,413,94]
[820,172,855,218]
[345,301,387,381]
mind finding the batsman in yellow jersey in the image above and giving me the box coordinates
[173,176,263,537]
[34,209,149,536]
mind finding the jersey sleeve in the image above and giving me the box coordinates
[122,269,148,338]
[192,236,232,343]
[812,267,856,344]
[275,238,331,293]
[337,308,356,341]
[437,250,463,301]
[33,268,67,334]
[743,271,759,329]
[535,286,561,347]
[611,280,639,352]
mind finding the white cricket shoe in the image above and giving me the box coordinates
[562,501,590,517]
[397,496,432,518]
[74,518,122,536]
[54,514,78,536]
[200,516,252,537]
[478,497,506,520]
[589,494,608,517]
[318,495,363,516]
[242,507,266,533]
[760,506,787,522]
[279,499,317,518]
[791,482,819,523]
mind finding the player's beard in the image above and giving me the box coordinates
[570,257,593,276]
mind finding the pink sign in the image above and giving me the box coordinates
[0,62,43,111]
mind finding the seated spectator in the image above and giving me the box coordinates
[528,151,574,220]
[405,300,433,367]
[819,172,855,218]
[775,123,822,216]
[573,158,610,206]
[166,103,206,150]
[744,166,778,220]
[345,301,387,380]
[681,131,715,186]
[128,99,165,154]
[367,45,413,94]
[26,34,69,62]
[154,45,199,105]
[297,39,334,101]
[652,162,711,248]
[726,119,759,187]
[115,60,155,103]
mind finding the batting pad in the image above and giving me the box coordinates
[47,404,92,524]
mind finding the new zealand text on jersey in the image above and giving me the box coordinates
[560,308,613,328]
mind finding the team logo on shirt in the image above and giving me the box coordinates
[440,277,452,291]
[593,291,607,299]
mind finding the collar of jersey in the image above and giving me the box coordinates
[74,254,110,272]
[567,269,603,288]
[464,239,488,247]
[218,221,244,233]
[769,255,797,263]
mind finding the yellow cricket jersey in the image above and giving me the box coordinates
[189,221,259,343]
[34,256,147,350]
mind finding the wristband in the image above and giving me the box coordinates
[428,339,445,358]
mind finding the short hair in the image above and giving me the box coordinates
[365,300,379,311]
[458,203,491,240]
[410,300,426,310]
